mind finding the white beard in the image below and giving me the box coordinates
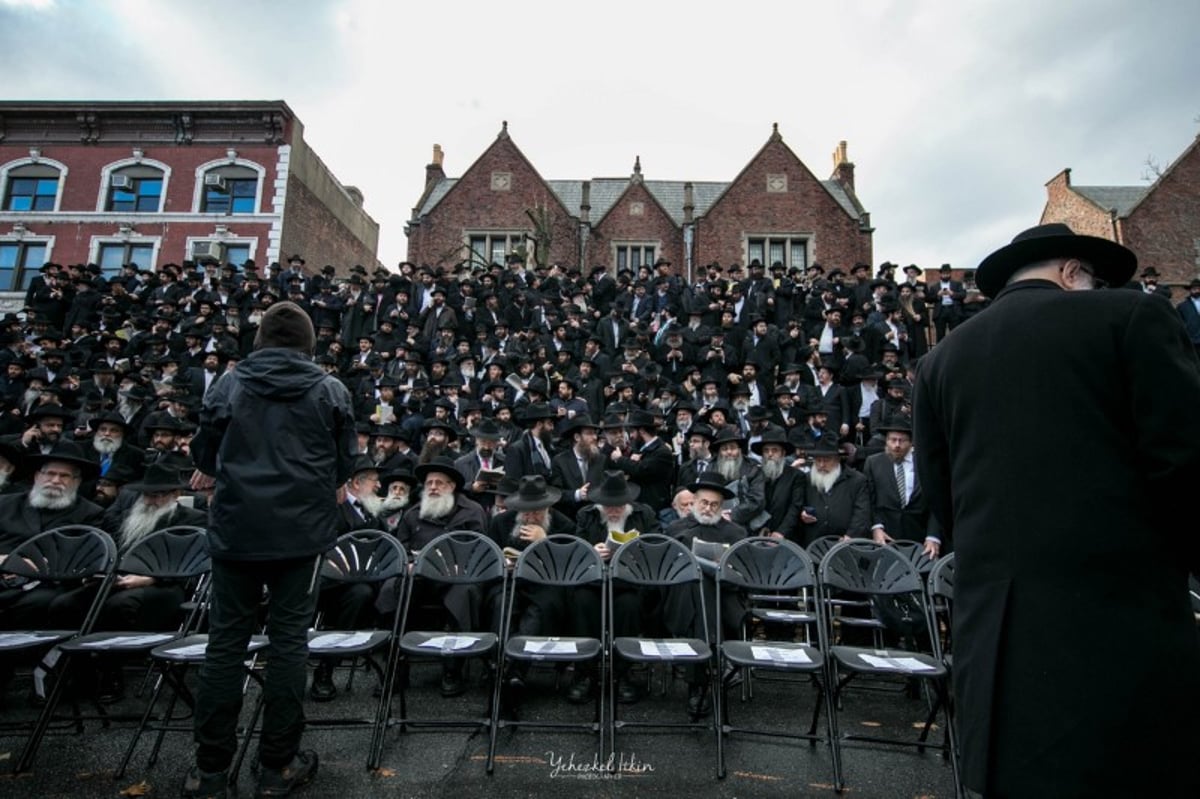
[809,465,842,494]
[419,492,456,520]
[380,495,409,514]
[93,437,121,455]
[594,504,632,532]
[715,454,743,483]
[761,458,786,481]
[690,506,723,526]
[29,483,77,511]
[120,499,179,549]
[356,492,384,517]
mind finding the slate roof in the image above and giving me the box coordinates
[1072,185,1149,217]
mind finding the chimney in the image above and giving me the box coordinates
[425,144,445,189]
[683,182,694,224]
[831,140,855,192]
[580,181,591,224]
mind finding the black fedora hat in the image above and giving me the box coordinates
[26,440,99,481]
[414,456,465,491]
[802,436,843,458]
[559,414,600,442]
[422,418,458,443]
[688,471,736,500]
[624,408,656,431]
[468,418,504,441]
[28,403,69,422]
[589,471,640,506]
[975,223,1136,298]
[88,410,131,433]
[504,475,562,511]
[349,455,380,480]
[875,419,914,436]
[750,428,794,456]
[518,403,556,425]
[711,426,747,453]
[126,462,190,494]
[381,468,418,491]
[0,439,24,470]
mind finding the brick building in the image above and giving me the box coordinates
[0,100,380,309]
[405,123,873,278]
[1040,132,1200,296]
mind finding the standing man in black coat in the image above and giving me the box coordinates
[186,301,356,797]
[861,420,941,555]
[924,264,965,343]
[610,409,675,513]
[752,430,806,543]
[914,223,1200,799]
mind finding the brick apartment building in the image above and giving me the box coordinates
[0,100,380,309]
[405,123,873,279]
[1040,132,1200,297]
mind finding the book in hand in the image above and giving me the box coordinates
[605,528,640,549]
[691,538,730,563]
[477,468,505,485]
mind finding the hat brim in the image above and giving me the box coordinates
[750,437,793,456]
[26,452,99,482]
[125,478,190,493]
[589,484,640,506]
[414,462,465,490]
[687,479,736,500]
[976,234,1136,298]
[505,486,563,511]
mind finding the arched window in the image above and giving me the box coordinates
[104,163,166,212]
[200,164,261,214]
[3,161,63,211]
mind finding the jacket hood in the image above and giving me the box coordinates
[236,348,327,400]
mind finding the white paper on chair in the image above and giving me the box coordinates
[77,633,175,649]
[524,639,577,654]
[310,632,374,650]
[638,640,695,658]
[0,633,61,647]
[858,653,936,672]
[750,645,812,664]
[165,643,209,657]
[418,635,480,651]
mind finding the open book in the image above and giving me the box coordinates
[605,528,640,550]
[691,538,731,563]
[477,468,505,484]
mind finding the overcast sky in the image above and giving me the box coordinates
[2,0,1197,272]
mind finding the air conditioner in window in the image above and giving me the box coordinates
[192,241,224,261]
[110,174,133,189]
[204,174,227,191]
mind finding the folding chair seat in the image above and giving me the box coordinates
[18,525,209,773]
[493,534,606,764]
[715,537,835,780]
[303,529,406,770]
[608,534,715,754]
[0,525,118,773]
[817,539,961,795]
[391,531,506,773]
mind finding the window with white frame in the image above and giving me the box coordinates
[201,165,259,214]
[614,243,657,273]
[3,164,60,212]
[0,240,49,291]
[189,240,253,267]
[746,235,808,271]
[97,242,155,278]
[467,232,526,267]
[106,165,164,212]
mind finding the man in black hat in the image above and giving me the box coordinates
[796,437,869,546]
[1132,266,1172,298]
[5,402,68,455]
[752,430,806,542]
[504,403,556,482]
[549,415,606,516]
[454,417,505,509]
[610,408,675,512]
[861,420,941,556]
[709,428,767,532]
[924,264,965,342]
[914,222,1200,799]
[1176,277,1200,358]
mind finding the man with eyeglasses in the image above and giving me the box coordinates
[914,223,1200,799]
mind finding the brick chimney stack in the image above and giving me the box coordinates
[831,140,855,192]
[425,144,445,189]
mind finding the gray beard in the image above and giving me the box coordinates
[355,492,384,517]
[808,465,842,494]
[761,458,786,481]
[93,437,121,455]
[120,500,179,549]
[594,504,632,531]
[419,492,456,520]
[380,495,409,514]
[715,455,742,483]
[0,472,9,491]
[690,506,722,526]
[29,483,77,511]
[117,398,141,420]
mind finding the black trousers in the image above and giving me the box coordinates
[193,556,320,773]
[0,582,97,630]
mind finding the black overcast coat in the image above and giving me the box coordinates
[914,280,1200,798]
[193,348,357,561]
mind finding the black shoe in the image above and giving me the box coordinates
[97,667,125,705]
[722,663,744,689]
[182,766,229,799]
[440,663,467,698]
[565,674,595,705]
[309,662,337,703]
[255,750,318,798]
[687,683,712,718]
[617,677,642,705]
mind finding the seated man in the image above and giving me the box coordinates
[753,429,806,543]
[797,437,870,545]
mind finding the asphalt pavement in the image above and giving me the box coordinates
[0,657,957,798]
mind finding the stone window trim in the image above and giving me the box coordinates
[0,156,69,213]
[0,234,56,292]
[96,157,173,213]
[89,234,162,276]
[192,157,267,215]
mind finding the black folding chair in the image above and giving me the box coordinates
[919,552,958,774]
[816,539,961,796]
[392,531,506,773]
[0,525,118,773]
[890,539,937,576]
[608,534,714,754]
[806,535,886,649]
[305,529,406,770]
[20,525,209,774]
[714,537,835,780]
[493,534,606,764]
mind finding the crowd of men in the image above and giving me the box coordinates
[0,247,1194,716]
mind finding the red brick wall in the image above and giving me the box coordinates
[406,136,578,270]
[1120,141,1200,292]
[589,182,684,272]
[1039,169,1114,240]
[280,175,381,273]
[694,138,871,270]
[4,219,273,267]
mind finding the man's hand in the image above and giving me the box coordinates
[872,528,894,545]
[190,471,216,491]
[115,574,156,590]
[923,538,941,559]
[576,482,590,502]
[800,510,817,524]
[593,541,612,561]
[20,427,41,447]
[767,531,784,540]
[517,524,547,543]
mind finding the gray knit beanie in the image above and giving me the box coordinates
[253,301,316,353]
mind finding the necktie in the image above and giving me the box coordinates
[698,459,708,473]
[100,454,112,476]
[481,456,490,471]
[894,461,907,507]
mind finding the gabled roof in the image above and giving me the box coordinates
[1072,185,1148,216]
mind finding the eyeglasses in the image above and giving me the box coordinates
[694,498,723,510]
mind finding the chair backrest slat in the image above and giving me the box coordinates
[718,537,815,592]
[514,535,603,586]
[321,529,406,583]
